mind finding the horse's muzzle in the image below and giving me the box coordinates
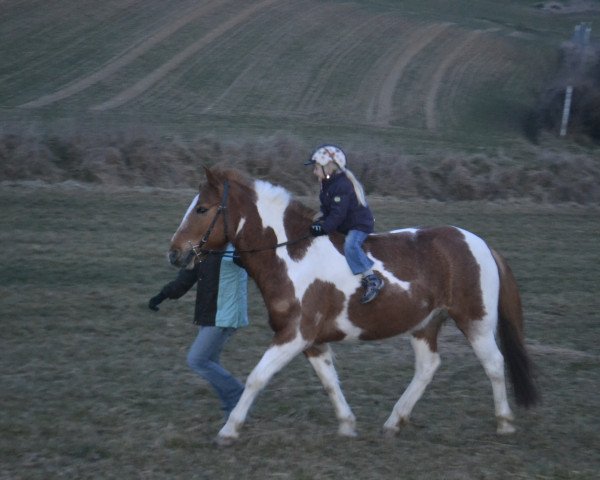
[168,248,195,268]
[168,249,180,266]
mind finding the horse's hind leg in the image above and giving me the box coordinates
[305,344,357,437]
[216,334,308,446]
[383,335,441,436]
[465,318,515,434]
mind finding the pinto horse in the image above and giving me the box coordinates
[168,166,538,446]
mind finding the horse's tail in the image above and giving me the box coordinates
[491,249,539,408]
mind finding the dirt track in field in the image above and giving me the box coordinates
[202,1,341,116]
[366,22,451,126]
[19,0,226,109]
[296,12,390,114]
[424,29,483,131]
[91,0,279,111]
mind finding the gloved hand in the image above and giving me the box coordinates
[148,292,166,311]
[310,222,327,237]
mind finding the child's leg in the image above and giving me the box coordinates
[344,230,383,303]
[343,230,373,275]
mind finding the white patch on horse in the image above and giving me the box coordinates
[370,256,410,291]
[254,180,291,238]
[295,238,364,339]
[236,217,246,236]
[458,227,499,320]
[407,307,447,334]
[388,228,419,235]
[171,194,198,241]
[183,194,199,222]
[272,298,292,314]
[370,229,414,290]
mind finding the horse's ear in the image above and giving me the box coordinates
[203,165,220,189]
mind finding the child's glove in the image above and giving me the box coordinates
[310,222,327,237]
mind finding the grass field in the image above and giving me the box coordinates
[1,183,599,479]
[2,0,599,153]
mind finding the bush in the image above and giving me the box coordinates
[1,131,599,204]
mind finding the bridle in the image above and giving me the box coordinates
[188,180,231,262]
[188,180,311,263]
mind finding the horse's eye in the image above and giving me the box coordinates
[196,206,208,214]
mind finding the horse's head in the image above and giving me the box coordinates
[168,166,235,268]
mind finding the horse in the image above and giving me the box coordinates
[168,165,538,446]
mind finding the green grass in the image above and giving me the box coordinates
[2,0,598,153]
[1,185,599,479]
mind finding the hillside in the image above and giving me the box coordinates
[1,0,599,197]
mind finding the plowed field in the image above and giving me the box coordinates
[1,0,586,150]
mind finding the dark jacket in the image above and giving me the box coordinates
[319,172,374,234]
[159,252,248,327]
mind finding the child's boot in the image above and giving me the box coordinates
[361,273,383,303]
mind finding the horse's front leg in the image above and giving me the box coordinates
[304,344,357,437]
[216,334,308,446]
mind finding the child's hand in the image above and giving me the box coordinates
[310,222,327,237]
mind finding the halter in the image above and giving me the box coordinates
[188,179,310,262]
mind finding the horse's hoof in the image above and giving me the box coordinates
[382,416,409,437]
[214,435,237,447]
[338,424,358,438]
[496,420,516,435]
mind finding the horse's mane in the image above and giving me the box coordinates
[208,165,254,189]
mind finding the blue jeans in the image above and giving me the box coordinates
[187,326,244,415]
[344,229,374,275]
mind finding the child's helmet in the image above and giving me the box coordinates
[304,145,347,170]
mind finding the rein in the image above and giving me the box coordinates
[200,234,312,258]
[189,180,311,261]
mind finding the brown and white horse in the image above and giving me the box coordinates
[168,166,538,446]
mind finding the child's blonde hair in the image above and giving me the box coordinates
[334,164,367,207]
